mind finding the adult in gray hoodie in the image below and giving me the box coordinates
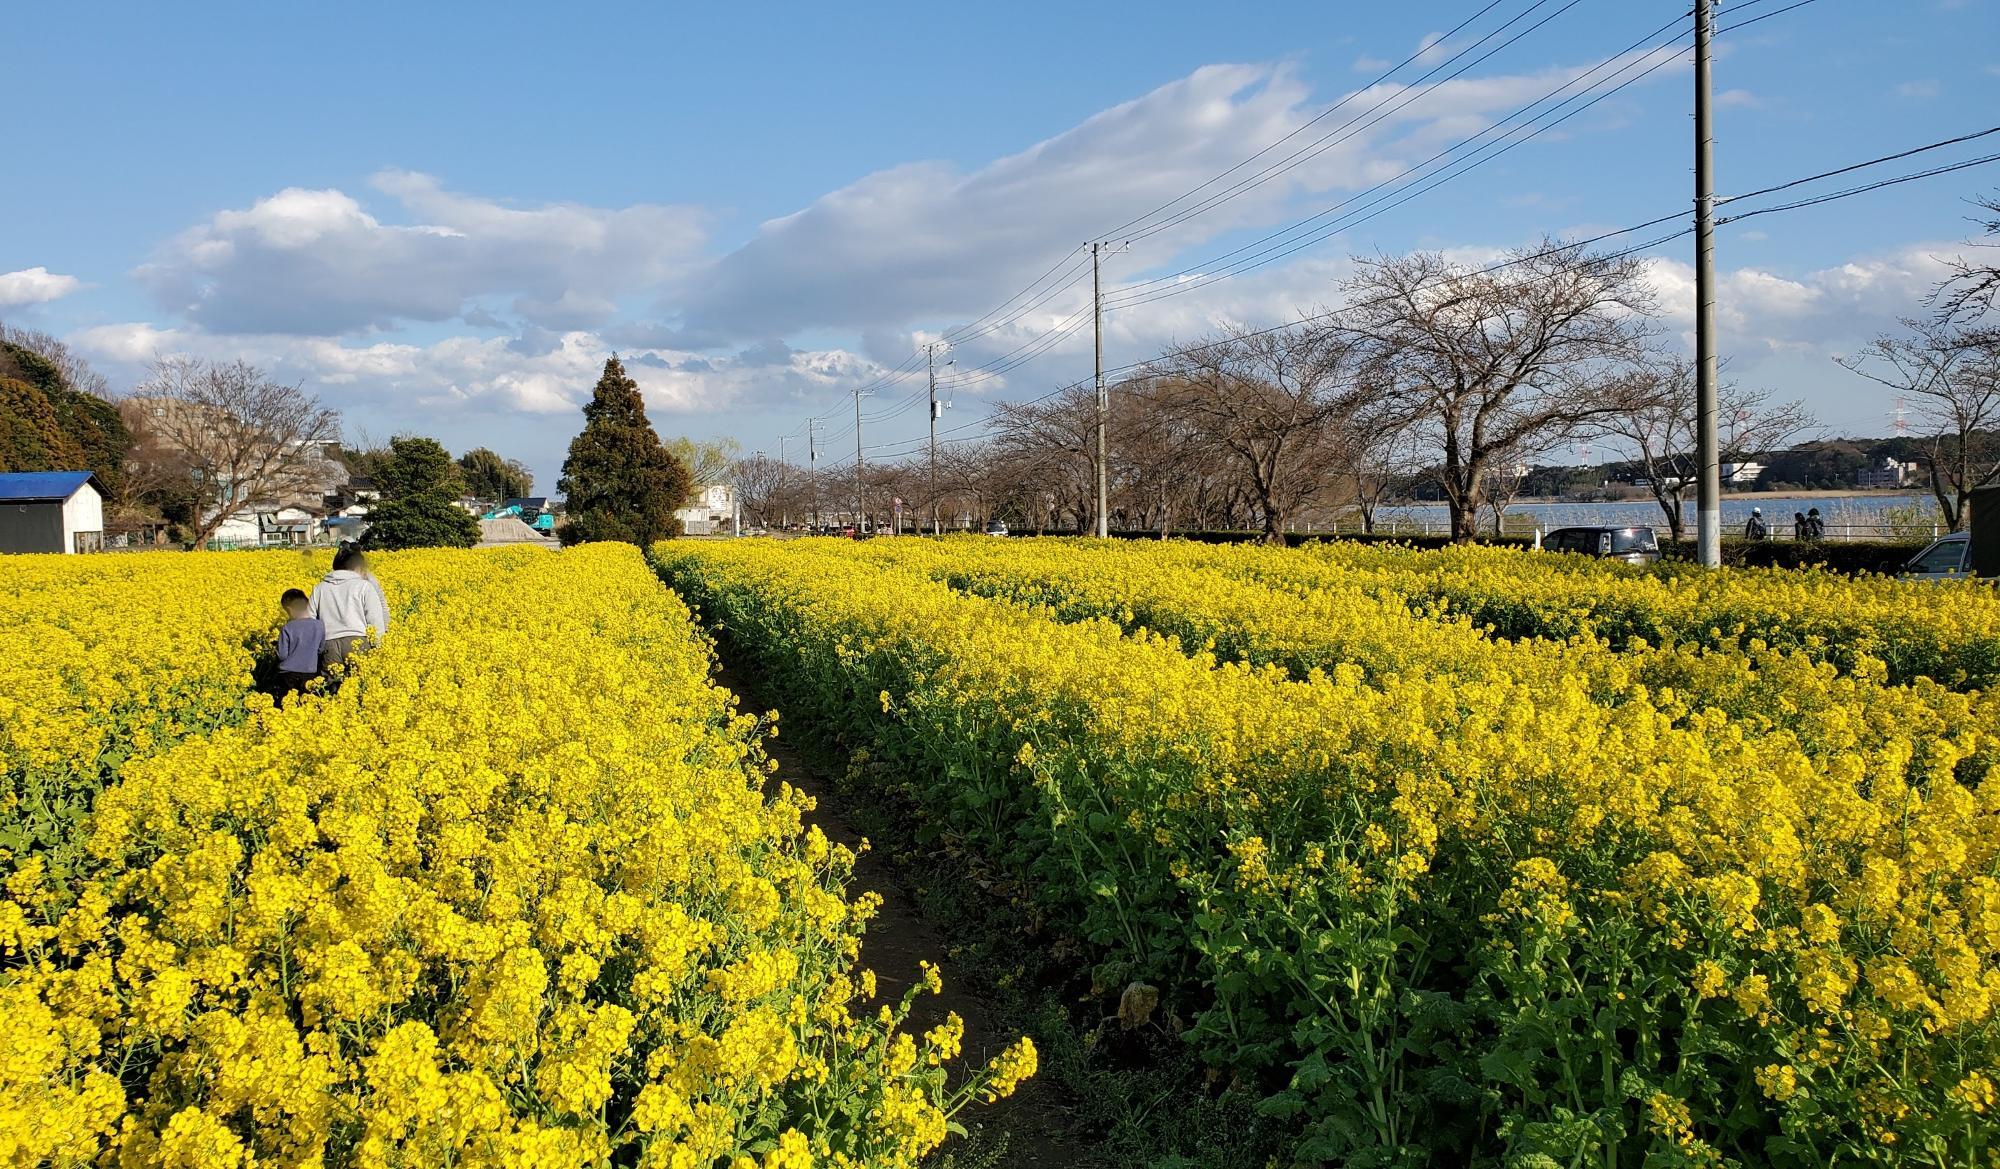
[310,546,390,670]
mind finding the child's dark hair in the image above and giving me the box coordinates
[333,547,365,571]
[281,588,309,608]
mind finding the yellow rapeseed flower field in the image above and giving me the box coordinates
[657,535,2000,1168]
[1,544,1027,1168]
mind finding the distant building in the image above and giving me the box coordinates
[675,484,736,535]
[1856,457,1917,489]
[0,471,106,555]
[1722,460,1765,486]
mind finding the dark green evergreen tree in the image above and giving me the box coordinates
[360,436,481,550]
[0,341,130,493]
[557,357,691,546]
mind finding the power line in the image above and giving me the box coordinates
[927,5,1695,397]
[1715,0,1820,35]
[1717,125,2000,207]
[1119,0,1594,247]
[1103,27,1692,311]
[805,0,1832,460]
[1093,0,1518,242]
[793,1,1593,433]
[1718,151,2000,223]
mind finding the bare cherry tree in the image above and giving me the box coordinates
[1600,357,1814,542]
[1343,413,1418,534]
[129,357,341,546]
[1145,321,1363,544]
[1342,241,1661,541]
[990,384,1101,533]
[731,453,790,528]
[1837,319,2000,531]
[1117,378,1227,537]
[1932,190,2000,330]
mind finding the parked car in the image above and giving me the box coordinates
[984,520,1010,537]
[1540,526,1661,565]
[1902,532,1972,580]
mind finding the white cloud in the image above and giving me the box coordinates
[0,266,85,308]
[1715,88,1762,109]
[135,173,707,336]
[677,55,1684,342]
[1352,55,1391,72]
[69,320,887,421]
[1643,243,1955,350]
[1894,79,1941,99]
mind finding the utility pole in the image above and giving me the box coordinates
[807,420,820,531]
[1093,242,1108,538]
[925,342,946,535]
[1693,0,1722,567]
[853,384,865,532]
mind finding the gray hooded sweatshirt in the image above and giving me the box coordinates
[309,569,390,641]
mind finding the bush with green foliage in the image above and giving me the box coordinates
[360,436,480,550]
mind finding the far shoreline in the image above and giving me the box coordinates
[1499,487,1928,506]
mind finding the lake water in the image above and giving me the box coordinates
[1364,491,1941,540]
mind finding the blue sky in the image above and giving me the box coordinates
[4,0,1997,488]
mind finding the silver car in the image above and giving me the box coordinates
[1903,532,1972,580]
[1540,526,1661,565]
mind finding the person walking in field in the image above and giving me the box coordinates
[1744,507,1768,542]
[1793,511,1808,541]
[1806,507,1825,541]
[310,546,390,671]
[275,588,325,700]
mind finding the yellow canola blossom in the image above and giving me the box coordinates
[2,544,1017,1167]
[658,536,2000,1167]
[1,550,329,875]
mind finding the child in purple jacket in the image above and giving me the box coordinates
[276,588,325,699]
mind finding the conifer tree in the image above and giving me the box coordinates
[557,357,692,546]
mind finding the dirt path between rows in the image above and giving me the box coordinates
[714,661,1088,1169]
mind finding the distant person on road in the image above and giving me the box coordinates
[1745,508,1768,542]
[274,588,324,700]
[310,547,390,672]
[1806,507,1825,541]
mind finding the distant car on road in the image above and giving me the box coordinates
[1902,532,1972,580]
[1540,525,1661,565]
[984,520,1010,537]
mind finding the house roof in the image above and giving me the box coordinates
[503,497,548,511]
[0,471,102,503]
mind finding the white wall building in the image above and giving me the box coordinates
[675,483,737,535]
[0,472,105,554]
